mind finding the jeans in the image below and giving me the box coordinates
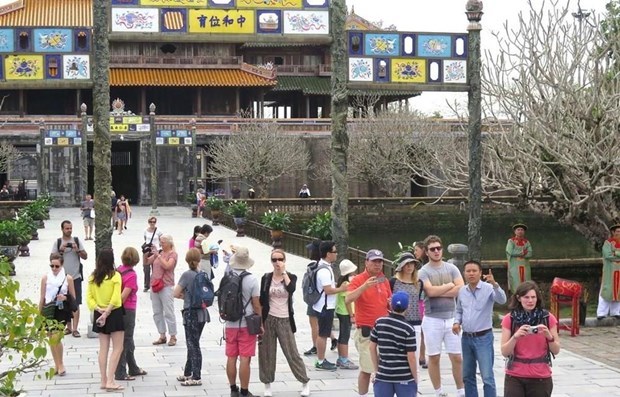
[115,309,140,379]
[183,310,206,380]
[373,380,417,397]
[462,330,496,397]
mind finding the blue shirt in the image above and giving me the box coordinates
[454,281,506,333]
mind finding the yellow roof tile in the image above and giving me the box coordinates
[110,68,277,87]
[0,0,92,27]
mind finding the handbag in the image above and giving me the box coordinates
[41,276,66,319]
[41,302,57,319]
[90,208,95,218]
[151,278,164,293]
[245,313,262,335]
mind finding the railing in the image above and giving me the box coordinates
[110,55,243,67]
[217,212,396,275]
[274,64,331,76]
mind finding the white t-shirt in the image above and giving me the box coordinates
[312,259,336,312]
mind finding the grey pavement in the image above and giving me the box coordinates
[7,206,620,397]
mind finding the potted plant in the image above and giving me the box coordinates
[303,211,332,240]
[227,200,249,237]
[20,200,48,228]
[0,219,31,276]
[206,196,225,225]
[261,209,292,248]
[16,217,37,257]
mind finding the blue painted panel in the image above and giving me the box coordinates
[45,54,62,79]
[373,58,390,83]
[452,34,468,58]
[426,59,442,83]
[0,29,14,52]
[417,34,452,58]
[33,29,73,52]
[256,10,282,34]
[15,29,32,52]
[74,29,91,52]
[400,33,415,57]
[348,32,363,56]
[161,9,188,32]
[364,33,399,57]
[0,61,3,80]
[112,0,138,4]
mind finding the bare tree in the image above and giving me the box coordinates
[408,1,620,249]
[0,142,22,174]
[349,110,435,196]
[208,121,311,198]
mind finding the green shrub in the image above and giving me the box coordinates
[206,196,224,210]
[304,211,332,240]
[0,259,59,396]
[261,209,292,231]
[0,220,31,246]
[226,200,249,218]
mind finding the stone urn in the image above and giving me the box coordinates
[234,217,246,237]
[211,209,221,225]
[0,245,19,276]
[270,229,283,248]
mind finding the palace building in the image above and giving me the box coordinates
[0,0,468,205]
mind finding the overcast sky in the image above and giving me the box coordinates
[345,0,609,115]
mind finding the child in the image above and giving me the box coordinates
[335,259,359,369]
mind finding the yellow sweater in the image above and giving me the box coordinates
[87,272,122,311]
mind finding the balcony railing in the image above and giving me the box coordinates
[110,55,243,68]
[275,64,332,76]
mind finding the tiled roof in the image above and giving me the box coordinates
[110,68,277,87]
[0,0,91,27]
[273,76,420,97]
[273,76,331,95]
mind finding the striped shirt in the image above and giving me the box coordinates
[370,313,416,383]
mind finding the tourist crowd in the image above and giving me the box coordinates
[39,215,620,397]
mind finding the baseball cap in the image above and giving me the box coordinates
[391,291,410,312]
[365,249,384,261]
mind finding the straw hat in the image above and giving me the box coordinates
[229,246,254,270]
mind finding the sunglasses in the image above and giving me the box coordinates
[148,221,156,224]
[428,246,443,252]
[271,257,285,263]
[50,264,61,269]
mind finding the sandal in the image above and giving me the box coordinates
[177,375,191,382]
[64,328,71,335]
[152,336,167,345]
[129,369,148,376]
[180,379,202,386]
[115,375,135,381]
[72,330,81,338]
[106,385,125,392]
[168,336,177,346]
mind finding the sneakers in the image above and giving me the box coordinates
[301,382,310,397]
[264,383,272,397]
[330,338,338,351]
[315,359,337,371]
[336,358,359,370]
[303,346,317,356]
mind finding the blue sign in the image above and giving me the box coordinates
[33,29,73,53]
[417,34,452,58]
[0,29,14,52]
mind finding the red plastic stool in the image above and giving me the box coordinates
[550,277,582,337]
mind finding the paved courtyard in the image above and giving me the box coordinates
[7,206,620,396]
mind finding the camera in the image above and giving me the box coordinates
[528,325,539,334]
[141,243,153,254]
[66,242,73,249]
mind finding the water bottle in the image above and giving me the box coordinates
[56,300,64,310]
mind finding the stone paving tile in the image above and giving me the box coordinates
[4,206,620,396]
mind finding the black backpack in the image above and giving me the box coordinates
[215,270,250,322]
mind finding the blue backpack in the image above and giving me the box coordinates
[190,271,215,310]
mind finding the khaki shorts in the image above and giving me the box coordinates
[83,217,94,227]
[353,328,373,373]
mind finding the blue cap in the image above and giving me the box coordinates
[391,291,410,312]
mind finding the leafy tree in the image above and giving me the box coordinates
[208,120,310,198]
[408,1,620,249]
[0,259,59,396]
